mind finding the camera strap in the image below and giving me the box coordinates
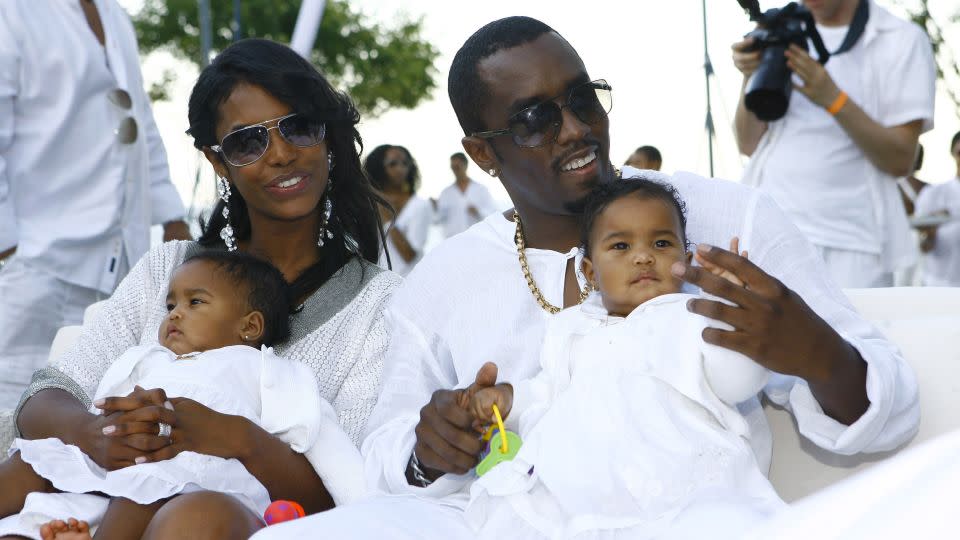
[831,0,870,56]
[807,0,868,65]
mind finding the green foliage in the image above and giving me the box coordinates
[132,0,439,117]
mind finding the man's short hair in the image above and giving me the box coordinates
[580,179,688,259]
[450,152,468,163]
[634,145,662,164]
[448,16,557,135]
[951,131,960,153]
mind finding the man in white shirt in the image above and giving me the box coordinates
[253,16,917,540]
[435,152,499,238]
[915,131,960,286]
[0,0,189,408]
[733,0,936,288]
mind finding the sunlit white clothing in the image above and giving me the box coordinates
[742,0,935,283]
[0,0,185,402]
[915,178,960,286]
[435,179,499,238]
[14,344,325,516]
[247,169,915,540]
[1,342,367,538]
[467,293,779,539]
[379,195,433,276]
[0,0,184,293]
[814,246,892,288]
[0,241,398,539]
[363,169,918,507]
[0,258,102,409]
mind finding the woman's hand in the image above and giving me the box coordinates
[82,386,176,470]
[137,397,249,464]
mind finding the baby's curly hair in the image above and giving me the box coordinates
[580,178,689,258]
[181,250,292,347]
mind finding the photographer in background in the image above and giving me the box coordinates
[733,0,935,288]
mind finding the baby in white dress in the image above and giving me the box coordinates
[467,179,785,539]
[0,251,357,540]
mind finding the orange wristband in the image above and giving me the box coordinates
[827,91,848,116]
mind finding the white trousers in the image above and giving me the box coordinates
[249,495,474,540]
[813,246,893,289]
[0,258,102,409]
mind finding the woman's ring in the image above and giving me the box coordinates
[158,422,172,438]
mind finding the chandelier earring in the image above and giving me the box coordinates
[216,175,237,251]
[317,183,335,248]
[327,149,335,173]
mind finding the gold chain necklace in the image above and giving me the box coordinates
[513,211,592,314]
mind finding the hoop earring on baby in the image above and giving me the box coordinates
[216,176,237,252]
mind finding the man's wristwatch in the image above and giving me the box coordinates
[409,450,435,488]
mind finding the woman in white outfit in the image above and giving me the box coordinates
[365,144,434,276]
[0,39,399,539]
[2,252,364,539]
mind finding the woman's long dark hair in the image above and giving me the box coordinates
[364,144,421,194]
[186,39,387,302]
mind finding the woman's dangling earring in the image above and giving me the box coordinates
[318,151,335,247]
[317,195,334,247]
[216,175,237,251]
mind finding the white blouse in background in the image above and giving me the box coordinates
[0,0,184,292]
[915,178,960,286]
[379,195,433,276]
[362,168,919,509]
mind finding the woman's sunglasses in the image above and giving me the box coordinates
[210,113,326,167]
[471,79,612,148]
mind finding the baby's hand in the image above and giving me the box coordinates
[469,384,514,428]
[696,237,747,287]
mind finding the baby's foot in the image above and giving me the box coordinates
[39,518,91,540]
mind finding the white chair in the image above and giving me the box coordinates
[764,287,960,501]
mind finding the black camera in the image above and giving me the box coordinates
[738,1,830,121]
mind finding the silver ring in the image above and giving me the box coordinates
[157,422,172,438]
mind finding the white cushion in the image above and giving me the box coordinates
[766,287,960,501]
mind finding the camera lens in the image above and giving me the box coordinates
[745,45,792,121]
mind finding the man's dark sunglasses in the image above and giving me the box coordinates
[471,79,612,148]
[210,113,326,167]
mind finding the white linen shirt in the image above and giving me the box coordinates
[435,179,499,238]
[0,0,184,293]
[742,0,935,272]
[362,168,919,509]
[915,178,960,286]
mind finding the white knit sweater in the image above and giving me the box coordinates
[4,240,400,447]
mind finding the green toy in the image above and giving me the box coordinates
[476,404,523,477]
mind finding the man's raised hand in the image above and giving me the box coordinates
[411,362,498,478]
